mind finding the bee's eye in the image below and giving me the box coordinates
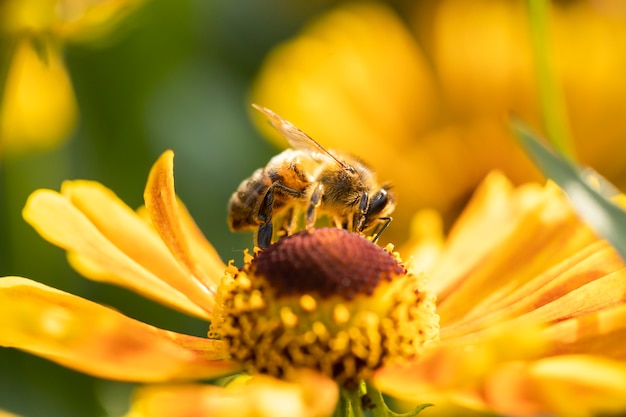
[367,189,388,216]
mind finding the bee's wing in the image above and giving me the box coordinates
[252,104,348,168]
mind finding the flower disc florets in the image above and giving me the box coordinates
[211,228,439,388]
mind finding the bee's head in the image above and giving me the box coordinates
[358,184,395,232]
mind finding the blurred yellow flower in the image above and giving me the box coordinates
[251,0,626,243]
[0,38,77,155]
[1,148,625,416]
[0,0,145,155]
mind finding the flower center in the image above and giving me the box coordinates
[211,228,439,388]
[250,226,407,300]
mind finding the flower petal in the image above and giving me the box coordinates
[0,410,23,417]
[0,277,240,382]
[62,178,220,314]
[123,370,338,417]
[402,209,445,273]
[0,38,77,155]
[23,186,211,319]
[484,356,626,417]
[545,303,626,358]
[440,241,626,341]
[374,322,548,401]
[144,150,223,292]
[54,0,146,43]
[427,172,598,325]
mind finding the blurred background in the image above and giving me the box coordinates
[0,1,333,415]
[1,0,625,416]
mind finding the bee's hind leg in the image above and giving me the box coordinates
[276,206,295,238]
[257,183,302,248]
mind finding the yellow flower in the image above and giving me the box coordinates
[251,1,626,243]
[0,0,144,155]
[376,172,626,416]
[1,150,439,416]
[2,148,625,416]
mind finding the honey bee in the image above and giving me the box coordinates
[228,104,396,248]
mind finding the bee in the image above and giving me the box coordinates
[228,104,396,248]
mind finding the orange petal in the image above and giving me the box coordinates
[124,370,338,417]
[23,186,212,319]
[144,151,223,293]
[0,277,240,382]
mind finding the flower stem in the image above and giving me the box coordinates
[526,0,576,160]
[337,382,432,417]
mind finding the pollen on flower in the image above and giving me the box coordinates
[210,228,439,388]
[333,303,350,324]
[280,307,298,328]
[299,294,317,312]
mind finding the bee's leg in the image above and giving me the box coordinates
[276,207,295,238]
[355,192,369,232]
[257,183,302,248]
[371,217,393,243]
[306,183,324,230]
[257,223,274,249]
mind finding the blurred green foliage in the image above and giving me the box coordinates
[0,0,336,415]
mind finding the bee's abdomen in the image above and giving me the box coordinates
[228,168,269,231]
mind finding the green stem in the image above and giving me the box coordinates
[526,0,576,160]
[336,382,432,417]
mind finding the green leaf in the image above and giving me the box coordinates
[511,118,626,262]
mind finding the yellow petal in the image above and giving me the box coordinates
[0,37,77,155]
[124,370,338,417]
[53,0,146,43]
[0,277,240,382]
[416,0,626,188]
[0,0,56,33]
[0,410,23,417]
[23,185,212,319]
[374,322,547,402]
[62,178,220,314]
[545,302,626,357]
[144,150,223,294]
[428,172,598,325]
[420,0,537,118]
[484,356,626,417]
[441,241,626,341]
[401,209,445,274]
[550,2,626,182]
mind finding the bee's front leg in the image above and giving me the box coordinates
[371,217,393,243]
[306,183,324,231]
